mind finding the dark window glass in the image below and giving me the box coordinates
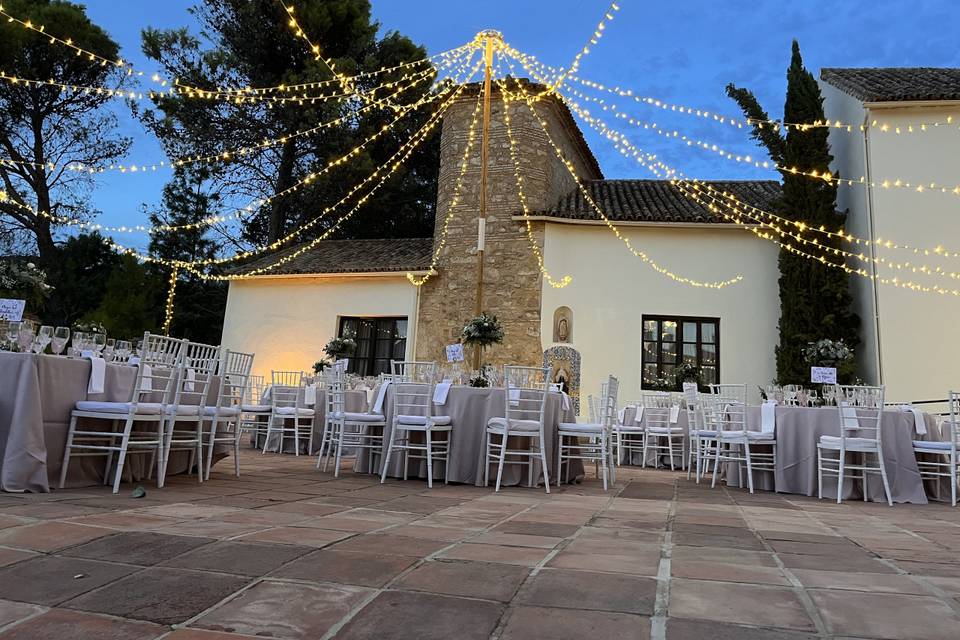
[640,315,720,391]
[337,316,408,377]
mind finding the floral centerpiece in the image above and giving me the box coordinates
[461,313,504,387]
[803,338,855,384]
[74,320,106,334]
[323,337,356,361]
[674,362,702,389]
[0,259,52,308]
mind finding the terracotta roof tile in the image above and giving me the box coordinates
[230,237,433,277]
[821,68,960,102]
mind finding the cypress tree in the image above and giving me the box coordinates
[726,40,859,383]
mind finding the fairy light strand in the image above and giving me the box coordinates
[548,1,619,93]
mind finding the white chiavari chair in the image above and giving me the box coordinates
[818,384,892,506]
[484,365,552,493]
[709,383,747,405]
[380,361,452,488]
[913,391,959,506]
[558,375,618,490]
[201,349,254,479]
[318,363,385,477]
[684,385,717,482]
[164,340,221,483]
[641,391,684,470]
[263,370,314,455]
[708,390,777,494]
[59,333,185,494]
[613,399,645,466]
[238,375,270,446]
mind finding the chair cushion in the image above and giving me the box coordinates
[241,404,271,413]
[719,431,775,441]
[614,424,645,433]
[646,426,683,435]
[274,406,315,416]
[913,440,954,452]
[396,414,452,426]
[559,422,604,433]
[331,411,385,423]
[691,430,718,438]
[819,435,878,450]
[75,401,199,416]
[203,406,240,417]
[486,417,541,432]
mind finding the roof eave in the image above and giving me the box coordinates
[516,215,763,229]
[230,269,431,281]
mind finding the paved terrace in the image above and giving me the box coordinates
[1,451,960,639]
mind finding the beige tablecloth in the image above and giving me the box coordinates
[723,406,941,504]
[357,385,581,487]
[0,352,227,492]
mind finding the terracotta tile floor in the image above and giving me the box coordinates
[1,450,960,639]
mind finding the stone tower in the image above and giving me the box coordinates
[414,81,602,366]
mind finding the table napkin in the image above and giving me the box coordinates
[434,380,452,405]
[633,406,645,423]
[304,384,318,406]
[617,406,627,424]
[184,367,196,392]
[900,404,927,436]
[761,401,776,434]
[372,380,391,413]
[669,405,681,423]
[86,355,106,394]
[840,403,859,429]
[140,364,153,392]
[508,385,521,406]
[560,392,571,411]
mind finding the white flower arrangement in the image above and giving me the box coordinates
[803,338,853,366]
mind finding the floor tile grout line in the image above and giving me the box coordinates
[648,478,678,640]
[723,484,831,638]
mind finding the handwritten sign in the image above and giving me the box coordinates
[445,343,465,362]
[0,299,25,321]
[811,366,837,384]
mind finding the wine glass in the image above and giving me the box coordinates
[115,340,131,362]
[36,326,53,353]
[51,327,70,356]
[71,331,86,357]
[103,337,116,361]
[92,332,106,355]
[4,321,19,351]
[17,320,36,352]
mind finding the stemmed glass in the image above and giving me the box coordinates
[32,325,53,354]
[51,327,70,356]
[17,320,36,352]
[103,337,116,361]
[4,321,18,351]
[91,332,106,355]
[71,331,86,357]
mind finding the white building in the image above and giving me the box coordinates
[222,70,959,411]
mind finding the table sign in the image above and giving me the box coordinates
[0,298,26,321]
[445,343,465,362]
[811,366,837,384]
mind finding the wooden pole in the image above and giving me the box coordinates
[473,32,497,370]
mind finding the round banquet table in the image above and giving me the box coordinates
[356,384,583,487]
[0,351,229,492]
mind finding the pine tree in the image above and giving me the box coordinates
[726,41,859,383]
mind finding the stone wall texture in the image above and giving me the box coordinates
[414,85,601,366]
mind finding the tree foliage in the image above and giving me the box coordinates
[726,41,860,383]
[0,0,131,263]
[137,0,442,248]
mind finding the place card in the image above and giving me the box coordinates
[0,298,25,321]
[810,366,837,384]
[445,343,464,362]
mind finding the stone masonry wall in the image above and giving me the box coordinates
[415,85,601,366]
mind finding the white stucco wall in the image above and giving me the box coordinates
[540,222,780,413]
[221,275,419,379]
[822,84,960,401]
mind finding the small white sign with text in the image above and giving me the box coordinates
[445,343,465,362]
[811,366,838,384]
[0,299,26,321]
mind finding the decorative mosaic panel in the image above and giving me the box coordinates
[543,345,581,414]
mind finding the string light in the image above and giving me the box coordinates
[506,45,960,135]
[556,89,960,296]
[162,266,178,334]
[562,84,960,199]
[106,62,479,273]
[498,73,571,288]
[0,48,475,176]
[547,1,619,93]
[408,92,484,286]
[278,0,354,97]
[504,73,742,290]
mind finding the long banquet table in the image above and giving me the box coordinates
[620,402,943,504]
[0,352,227,492]
[356,384,582,487]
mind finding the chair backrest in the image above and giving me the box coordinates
[949,391,959,447]
[835,384,884,445]
[701,392,750,437]
[587,394,598,423]
[503,365,550,429]
[642,391,672,430]
[246,374,266,405]
[599,376,619,432]
[219,350,255,411]
[391,360,436,383]
[709,383,747,405]
[682,383,705,430]
[179,341,221,410]
[133,332,185,406]
[271,370,305,410]
[325,364,347,418]
[392,361,437,419]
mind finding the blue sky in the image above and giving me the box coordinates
[78,0,959,250]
